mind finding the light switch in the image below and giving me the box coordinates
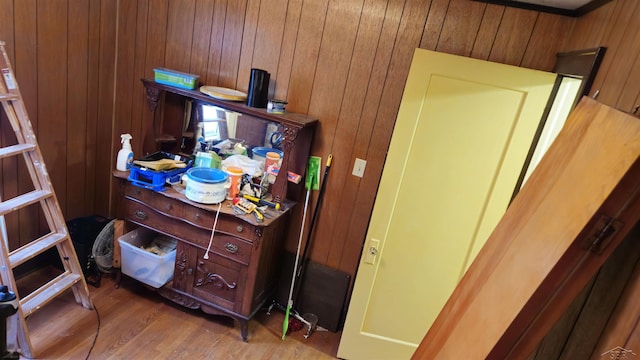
[352,158,367,178]
[364,238,380,265]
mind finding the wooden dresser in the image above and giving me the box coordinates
[114,79,317,340]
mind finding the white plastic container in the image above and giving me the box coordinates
[183,167,229,204]
[118,227,176,288]
[116,134,134,171]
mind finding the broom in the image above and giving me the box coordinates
[282,171,314,340]
[292,154,332,305]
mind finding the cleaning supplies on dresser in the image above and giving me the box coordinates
[116,134,134,171]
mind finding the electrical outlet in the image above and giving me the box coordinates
[352,158,367,178]
[364,238,380,264]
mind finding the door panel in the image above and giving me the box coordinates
[338,49,556,359]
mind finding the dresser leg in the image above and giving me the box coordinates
[113,269,122,289]
[239,319,249,342]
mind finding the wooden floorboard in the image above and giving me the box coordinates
[16,268,340,359]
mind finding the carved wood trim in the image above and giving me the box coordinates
[272,125,299,202]
[176,248,187,273]
[195,261,237,290]
[254,228,263,248]
[157,288,201,309]
[144,85,161,113]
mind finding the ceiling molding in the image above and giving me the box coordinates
[472,0,613,17]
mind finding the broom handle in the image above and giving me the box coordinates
[293,154,332,304]
[283,177,313,339]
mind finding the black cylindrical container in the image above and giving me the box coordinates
[246,68,270,108]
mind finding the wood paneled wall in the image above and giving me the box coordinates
[0,0,117,250]
[563,0,640,113]
[0,0,574,280]
[2,0,639,346]
[112,0,573,285]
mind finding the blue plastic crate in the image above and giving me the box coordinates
[127,152,193,191]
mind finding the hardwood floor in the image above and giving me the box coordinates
[15,269,341,359]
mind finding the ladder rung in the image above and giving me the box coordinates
[0,143,36,159]
[20,272,83,317]
[8,232,68,268]
[0,93,20,101]
[0,189,52,216]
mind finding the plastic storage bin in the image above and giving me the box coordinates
[118,227,177,288]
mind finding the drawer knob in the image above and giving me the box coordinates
[165,204,172,211]
[187,268,193,275]
[236,225,243,233]
[224,243,239,254]
[194,213,200,220]
[134,210,147,220]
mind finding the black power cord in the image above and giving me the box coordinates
[85,304,100,360]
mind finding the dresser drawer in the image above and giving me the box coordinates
[123,182,259,242]
[124,183,155,204]
[152,193,184,218]
[124,199,252,266]
[124,183,184,218]
[123,199,172,232]
[205,233,252,266]
[183,206,258,243]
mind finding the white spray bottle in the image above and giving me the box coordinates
[116,134,134,171]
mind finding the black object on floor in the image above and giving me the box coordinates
[0,285,18,359]
[48,215,112,287]
[67,215,113,287]
[276,252,350,332]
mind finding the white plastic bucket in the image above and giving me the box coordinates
[183,167,228,204]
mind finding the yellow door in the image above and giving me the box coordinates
[337,49,557,359]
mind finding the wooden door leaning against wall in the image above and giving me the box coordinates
[414,97,640,359]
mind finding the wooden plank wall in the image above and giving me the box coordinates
[0,0,575,282]
[563,0,640,113]
[112,0,573,288]
[0,0,117,250]
[1,0,638,348]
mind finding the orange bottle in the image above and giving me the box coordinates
[226,166,243,199]
[264,152,281,184]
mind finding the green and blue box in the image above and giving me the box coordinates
[153,68,200,90]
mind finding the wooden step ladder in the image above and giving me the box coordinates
[0,41,93,358]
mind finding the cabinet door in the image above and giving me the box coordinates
[190,248,247,314]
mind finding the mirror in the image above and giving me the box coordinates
[510,47,606,201]
[194,103,282,156]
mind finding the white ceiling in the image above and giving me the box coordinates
[512,0,593,10]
